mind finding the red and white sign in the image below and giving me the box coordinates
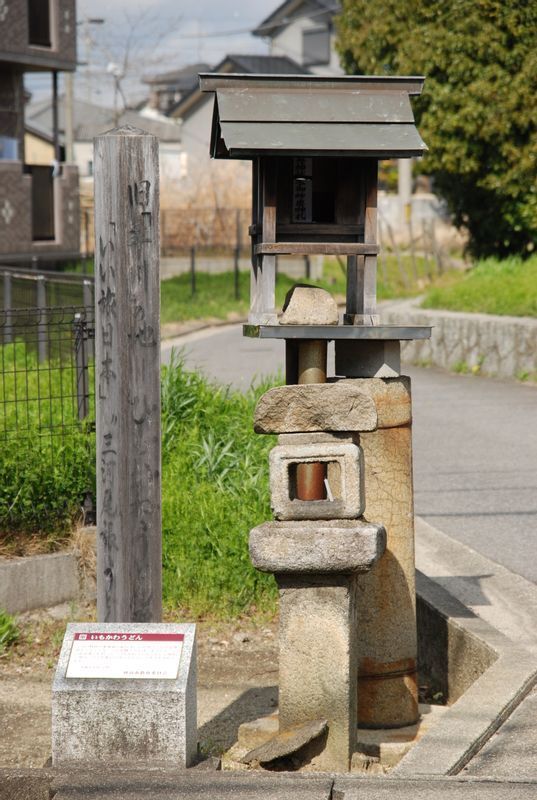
[66,632,184,680]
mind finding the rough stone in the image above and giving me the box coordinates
[249,520,386,574]
[269,441,364,521]
[337,377,412,428]
[241,719,328,765]
[280,285,339,325]
[254,384,378,434]
[335,340,401,378]
[277,574,359,772]
[52,623,197,768]
[238,714,279,751]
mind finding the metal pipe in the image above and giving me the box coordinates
[296,340,327,501]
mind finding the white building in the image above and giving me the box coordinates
[253,0,343,77]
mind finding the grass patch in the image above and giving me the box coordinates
[321,252,444,300]
[421,255,537,317]
[161,256,460,326]
[161,353,278,618]
[161,271,299,325]
[0,345,278,618]
[0,608,19,655]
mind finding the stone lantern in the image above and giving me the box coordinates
[200,73,432,772]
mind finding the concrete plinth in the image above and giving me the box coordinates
[277,574,359,772]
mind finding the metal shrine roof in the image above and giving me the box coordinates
[199,73,427,159]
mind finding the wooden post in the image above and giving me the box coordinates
[250,159,277,324]
[94,125,162,623]
[345,160,378,325]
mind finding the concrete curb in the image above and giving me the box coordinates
[383,299,537,380]
[0,551,79,615]
[395,518,537,776]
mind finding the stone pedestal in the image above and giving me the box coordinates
[277,574,358,772]
[52,623,197,768]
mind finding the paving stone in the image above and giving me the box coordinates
[52,769,334,799]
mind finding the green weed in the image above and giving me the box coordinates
[161,353,279,617]
[0,608,19,654]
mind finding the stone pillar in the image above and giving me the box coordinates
[350,377,419,728]
[277,574,358,772]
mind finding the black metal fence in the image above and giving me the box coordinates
[0,306,95,467]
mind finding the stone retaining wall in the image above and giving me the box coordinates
[383,301,537,380]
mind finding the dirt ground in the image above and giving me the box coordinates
[0,602,279,768]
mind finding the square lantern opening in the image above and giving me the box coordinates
[288,460,342,503]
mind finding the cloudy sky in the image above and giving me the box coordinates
[28,0,279,105]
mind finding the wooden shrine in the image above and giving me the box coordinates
[199,73,427,331]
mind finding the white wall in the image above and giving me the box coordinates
[270,15,343,76]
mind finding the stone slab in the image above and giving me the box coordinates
[52,623,197,768]
[464,685,537,779]
[241,718,328,765]
[269,441,364,521]
[249,520,386,574]
[353,703,448,771]
[0,552,79,614]
[254,384,377,434]
[0,769,52,800]
[332,776,537,799]
[392,517,537,776]
[51,770,334,800]
[238,714,279,750]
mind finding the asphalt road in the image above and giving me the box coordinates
[162,324,537,585]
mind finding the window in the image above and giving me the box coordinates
[302,27,330,66]
[28,0,51,48]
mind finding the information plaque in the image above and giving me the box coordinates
[66,632,184,680]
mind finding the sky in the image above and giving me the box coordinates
[26,0,279,107]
